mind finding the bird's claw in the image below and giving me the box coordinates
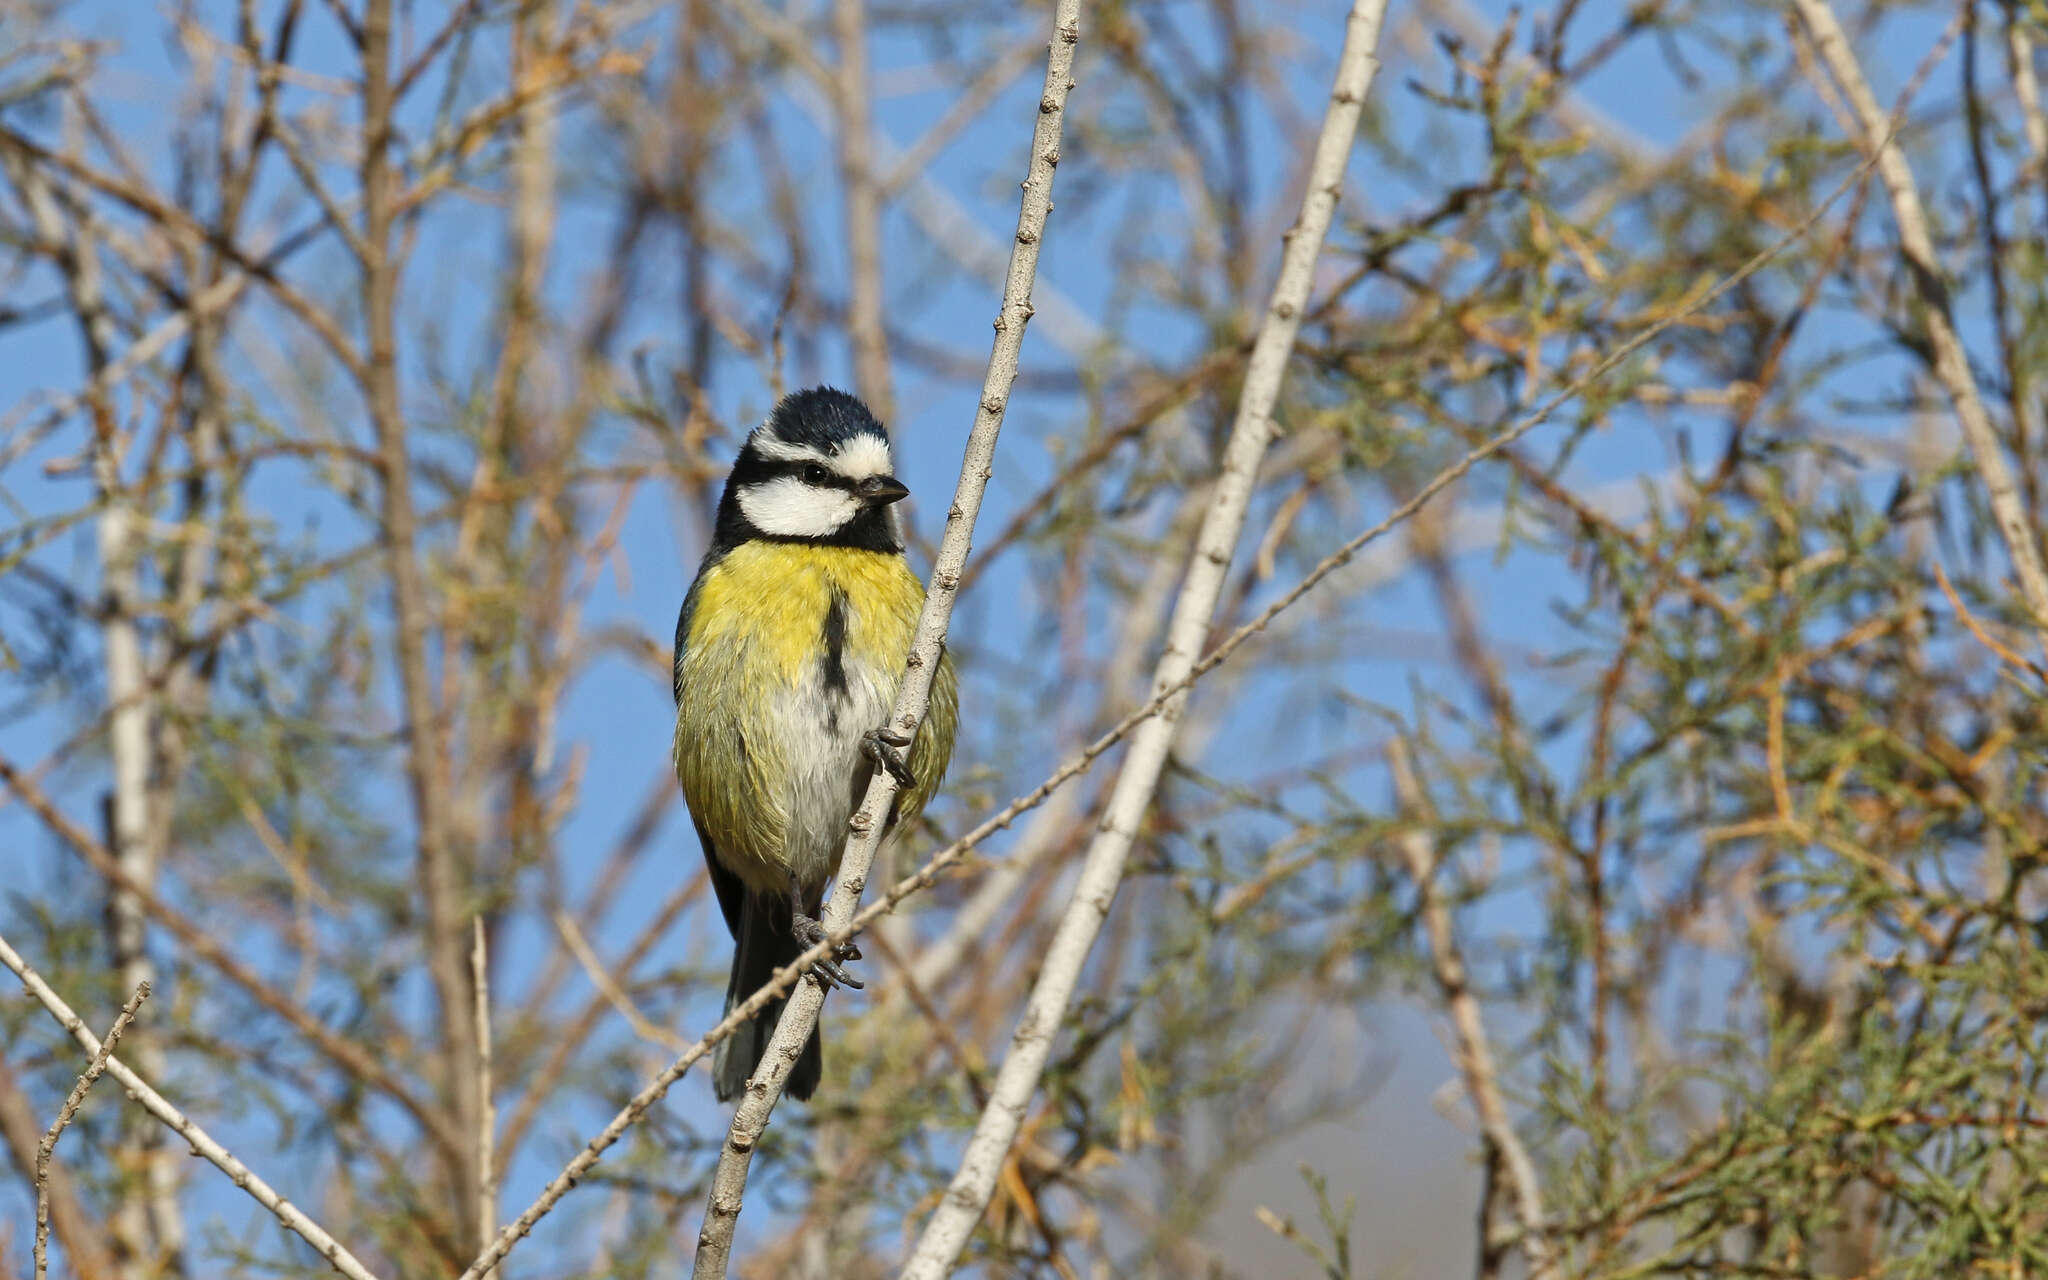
[862,726,917,789]
[792,912,864,991]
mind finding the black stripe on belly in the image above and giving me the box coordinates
[821,590,850,732]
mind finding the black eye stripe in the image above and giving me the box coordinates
[733,439,871,490]
[792,461,854,489]
[737,452,856,487]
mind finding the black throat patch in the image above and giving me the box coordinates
[820,589,851,730]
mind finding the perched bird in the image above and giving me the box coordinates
[673,387,958,1102]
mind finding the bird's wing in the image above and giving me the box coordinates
[698,816,747,941]
[675,562,746,941]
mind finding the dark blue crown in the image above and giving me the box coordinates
[764,386,888,451]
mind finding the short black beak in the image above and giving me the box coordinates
[857,475,911,505]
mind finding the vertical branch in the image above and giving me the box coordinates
[898,1,1389,1271]
[0,1064,117,1280]
[688,2,1085,1275]
[1790,0,2048,645]
[832,0,913,981]
[2007,0,2048,225]
[835,0,893,423]
[360,0,484,1241]
[471,919,498,1276]
[4,145,177,1277]
[1962,2,2041,553]
[2004,0,2048,531]
[1388,742,1557,1280]
[36,985,147,1280]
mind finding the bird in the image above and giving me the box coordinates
[673,386,958,1102]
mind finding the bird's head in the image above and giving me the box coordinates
[719,387,909,549]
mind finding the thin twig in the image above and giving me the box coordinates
[1388,742,1557,1278]
[35,983,147,1280]
[2007,0,2048,228]
[1932,562,2047,685]
[454,112,1881,1280]
[901,0,1390,1269]
[1790,0,2048,649]
[360,0,486,1236]
[0,1060,117,1280]
[0,931,386,1280]
[471,918,498,1276]
[553,909,690,1052]
[835,0,893,422]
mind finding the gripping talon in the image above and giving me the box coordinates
[795,916,864,990]
[862,726,917,789]
[789,882,864,991]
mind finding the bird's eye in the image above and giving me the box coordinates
[802,463,830,486]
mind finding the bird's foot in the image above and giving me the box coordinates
[862,725,917,789]
[791,911,864,990]
[788,874,863,991]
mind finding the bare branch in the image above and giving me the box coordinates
[360,0,485,1236]
[1388,742,1556,1278]
[900,0,1390,1268]
[835,0,893,422]
[1790,0,2048,646]
[471,919,499,1276]
[0,932,386,1280]
[0,1062,117,1280]
[688,0,1084,1271]
[553,909,691,1052]
[2008,1,2048,222]
[35,983,146,1280]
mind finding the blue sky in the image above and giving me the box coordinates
[0,0,1980,1270]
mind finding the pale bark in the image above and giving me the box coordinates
[360,0,485,1240]
[1388,742,1557,1279]
[900,0,1390,1269]
[36,985,145,1280]
[0,933,384,1280]
[835,0,894,424]
[2009,3,2048,223]
[687,3,1084,1275]
[471,920,499,1276]
[1791,0,2048,645]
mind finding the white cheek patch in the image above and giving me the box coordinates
[835,433,894,480]
[737,476,860,538]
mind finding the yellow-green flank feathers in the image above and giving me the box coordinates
[675,541,957,895]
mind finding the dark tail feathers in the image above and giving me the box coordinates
[713,889,823,1102]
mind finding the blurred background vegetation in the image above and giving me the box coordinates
[2,0,2045,1274]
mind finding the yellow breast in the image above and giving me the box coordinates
[674,541,957,892]
[682,542,927,685]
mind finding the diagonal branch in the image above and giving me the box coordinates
[36,984,146,1280]
[0,931,385,1280]
[0,1060,117,1280]
[1388,742,1556,1278]
[1789,0,2048,648]
[0,753,466,1162]
[899,0,1390,1270]
[687,3,1084,1274]
[455,100,1877,1280]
